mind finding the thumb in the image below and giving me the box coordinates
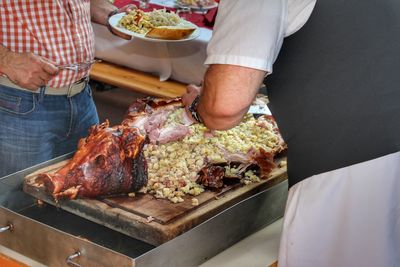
[181,108,195,126]
[120,4,137,13]
[39,58,59,75]
[187,84,202,94]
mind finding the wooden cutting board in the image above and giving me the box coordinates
[23,159,287,246]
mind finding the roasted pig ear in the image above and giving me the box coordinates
[121,127,148,192]
[121,127,146,158]
[130,149,148,192]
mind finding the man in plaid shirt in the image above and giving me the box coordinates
[0,0,134,177]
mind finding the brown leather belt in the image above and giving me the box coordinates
[0,76,88,97]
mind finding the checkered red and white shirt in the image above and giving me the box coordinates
[0,0,95,87]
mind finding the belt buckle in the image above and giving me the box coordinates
[67,77,88,97]
[75,76,88,85]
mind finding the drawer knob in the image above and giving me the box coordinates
[0,223,13,233]
[66,251,83,267]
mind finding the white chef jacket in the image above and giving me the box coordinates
[205,0,316,74]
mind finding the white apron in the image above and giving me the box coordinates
[278,152,400,267]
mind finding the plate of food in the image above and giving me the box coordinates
[109,9,200,42]
[176,0,218,10]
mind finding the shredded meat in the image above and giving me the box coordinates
[124,97,192,144]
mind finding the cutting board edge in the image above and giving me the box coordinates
[22,160,288,246]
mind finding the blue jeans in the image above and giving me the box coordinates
[0,84,99,177]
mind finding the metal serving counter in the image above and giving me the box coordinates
[0,155,287,266]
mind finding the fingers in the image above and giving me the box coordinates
[119,4,137,13]
[14,77,45,90]
[31,78,46,90]
[38,72,52,84]
[182,84,202,105]
[39,58,59,76]
[21,73,46,90]
[187,84,202,94]
[181,91,192,106]
[182,106,196,125]
[182,95,194,106]
[110,27,132,40]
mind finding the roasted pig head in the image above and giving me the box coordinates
[37,121,147,200]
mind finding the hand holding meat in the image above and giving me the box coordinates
[0,51,58,90]
[182,84,202,106]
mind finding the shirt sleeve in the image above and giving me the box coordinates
[286,0,317,36]
[205,0,316,74]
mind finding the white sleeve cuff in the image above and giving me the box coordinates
[205,55,273,74]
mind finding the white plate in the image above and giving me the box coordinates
[176,0,218,10]
[109,13,200,42]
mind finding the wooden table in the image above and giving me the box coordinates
[90,61,187,98]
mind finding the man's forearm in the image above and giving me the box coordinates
[90,0,118,25]
[198,64,266,130]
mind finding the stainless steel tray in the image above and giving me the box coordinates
[0,155,288,267]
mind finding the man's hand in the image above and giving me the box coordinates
[118,4,136,14]
[90,0,136,40]
[182,84,202,106]
[107,4,136,40]
[186,64,266,130]
[1,51,58,90]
